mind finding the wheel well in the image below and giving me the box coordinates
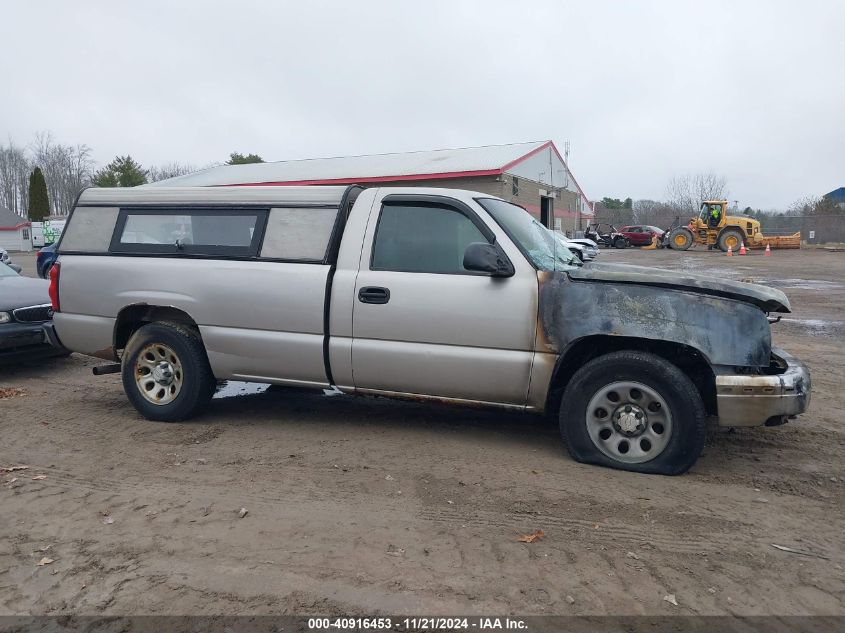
[719,225,746,238]
[114,305,200,356]
[670,227,694,243]
[545,335,717,417]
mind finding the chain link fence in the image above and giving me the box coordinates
[759,215,845,244]
[593,212,845,245]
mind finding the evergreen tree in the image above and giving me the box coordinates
[27,167,50,221]
[92,155,148,187]
[226,152,264,165]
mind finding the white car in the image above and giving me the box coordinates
[568,237,599,259]
[0,248,11,265]
[552,233,598,261]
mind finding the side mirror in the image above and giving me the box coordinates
[463,242,514,277]
[9,264,22,274]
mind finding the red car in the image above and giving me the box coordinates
[618,225,665,246]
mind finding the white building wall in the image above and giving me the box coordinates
[0,228,32,251]
[506,146,573,190]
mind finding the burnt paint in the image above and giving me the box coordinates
[538,272,772,367]
[567,262,791,312]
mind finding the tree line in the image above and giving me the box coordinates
[0,132,264,220]
[596,172,842,230]
[595,173,729,228]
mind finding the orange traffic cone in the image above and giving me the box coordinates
[739,242,747,255]
[764,244,771,256]
[727,245,733,256]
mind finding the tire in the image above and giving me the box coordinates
[559,351,706,475]
[614,237,628,249]
[718,228,745,252]
[668,228,694,250]
[121,321,215,422]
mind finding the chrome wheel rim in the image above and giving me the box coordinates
[134,343,183,405]
[585,381,673,464]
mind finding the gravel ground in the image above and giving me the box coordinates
[1,248,843,616]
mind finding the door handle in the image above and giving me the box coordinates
[358,286,390,304]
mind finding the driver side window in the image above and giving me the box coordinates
[371,203,488,274]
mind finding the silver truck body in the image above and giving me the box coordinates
[51,185,809,432]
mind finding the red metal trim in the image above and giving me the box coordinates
[500,141,553,173]
[500,140,594,211]
[220,169,503,187]
[0,221,31,230]
[543,142,593,209]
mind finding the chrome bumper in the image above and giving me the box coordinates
[715,348,811,427]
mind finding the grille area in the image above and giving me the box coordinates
[12,304,52,323]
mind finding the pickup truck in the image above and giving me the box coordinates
[48,185,810,475]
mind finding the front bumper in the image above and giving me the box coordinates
[0,322,47,351]
[715,348,811,427]
[0,322,68,360]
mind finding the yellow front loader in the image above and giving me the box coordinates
[667,201,801,252]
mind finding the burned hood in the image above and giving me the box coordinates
[538,271,774,367]
[568,262,790,313]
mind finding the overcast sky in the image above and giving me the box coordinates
[2,0,842,209]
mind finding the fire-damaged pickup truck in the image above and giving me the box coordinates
[47,185,810,474]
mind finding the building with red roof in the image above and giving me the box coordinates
[152,141,594,233]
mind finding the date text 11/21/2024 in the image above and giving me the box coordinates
[307,617,528,630]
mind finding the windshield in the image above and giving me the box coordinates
[0,262,19,277]
[476,198,581,270]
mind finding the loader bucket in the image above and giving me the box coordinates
[641,235,658,250]
[751,232,802,250]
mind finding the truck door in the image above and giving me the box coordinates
[350,193,537,406]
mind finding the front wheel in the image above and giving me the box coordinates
[559,351,706,475]
[121,321,215,422]
[668,228,694,250]
[718,228,745,252]
[614,237,628,249]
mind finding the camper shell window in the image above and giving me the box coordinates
[260,207,340,262]
[109,208,268,257]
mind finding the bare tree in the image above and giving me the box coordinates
[632,199,660,222]
[788,196,819,216]
[32,132,95,216]
[147,162,197,183]
[665,172,728,217]
[633,199,682,229]
[0,140,32,216]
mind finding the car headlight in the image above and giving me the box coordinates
[0,312,10,324]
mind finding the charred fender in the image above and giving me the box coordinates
[538,271,772,368]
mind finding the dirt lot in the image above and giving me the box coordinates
[1,248,843,617]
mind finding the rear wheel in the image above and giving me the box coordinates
[559,351,706,475]
[121,322,215,422]
[718,228,744,252]
[668,228,694,250]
